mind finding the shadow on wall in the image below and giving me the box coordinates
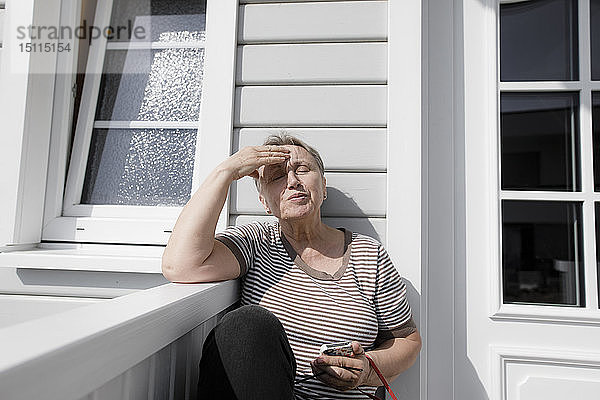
[325,187,423,399]
[322,187,382,242]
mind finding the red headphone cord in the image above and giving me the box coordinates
[364,354,399,400]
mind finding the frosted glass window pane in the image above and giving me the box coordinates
[95,48,204,121]
[81,128,197,206]
[502,200,584,306]
[500,0,578,81]
[110,0,206,42]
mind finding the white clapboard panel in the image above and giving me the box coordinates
[231,172,386,217]
[237,43,387,84]
[0,9,5,45]
[234,128,387,171]
[235,85,387,127]
[230,214,387,243]
[239,1,387,43]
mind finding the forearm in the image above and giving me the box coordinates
[363,332,422,386]
[162,163,233,270]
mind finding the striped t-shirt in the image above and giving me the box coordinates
[216,221,416,400]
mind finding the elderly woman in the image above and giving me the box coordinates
[162,134,421,399]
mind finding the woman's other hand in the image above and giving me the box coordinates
[310,341,372,391]
[220,145,290,181]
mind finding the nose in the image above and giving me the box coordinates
[287,170,301,189]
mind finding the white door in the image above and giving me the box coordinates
[455,1,600,399]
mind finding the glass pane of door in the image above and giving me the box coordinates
[500,0,578,81]
[596,202,600,306]
[502,200,584,306]
[593,92,600,189]
[501,92,580,191]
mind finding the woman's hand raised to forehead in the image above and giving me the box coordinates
[221,146,290,181]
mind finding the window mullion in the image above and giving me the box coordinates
[579,0,598,309]
[579,0,592,84]
[93,121,201,130]
[105,41,206,51]
[499,81,582,91]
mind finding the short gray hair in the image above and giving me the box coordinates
[254,132,325,191]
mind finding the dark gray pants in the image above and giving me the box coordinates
[197,305,297,400]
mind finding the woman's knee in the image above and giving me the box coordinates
[214,305,286,346]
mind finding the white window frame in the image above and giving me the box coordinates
[466,0,600,325]
[0,0,64,250]
[42,0,239,245]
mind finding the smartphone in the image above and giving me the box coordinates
[319,341,353,357]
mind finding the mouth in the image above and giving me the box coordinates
[287,192,308,201]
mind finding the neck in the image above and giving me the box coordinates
[279,213,331,246]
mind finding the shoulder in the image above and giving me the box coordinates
[348,231,398,273]
[215,220,281,248]
[219,220,278,235]
[349,231,384,254]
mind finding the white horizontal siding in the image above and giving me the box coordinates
[235,85,387,127]
[232,0,388,236]
[230,214,387,243]
[237,43,387,84]
[235,128,386,171]
[239,1,387,43]
[231,172,386,217]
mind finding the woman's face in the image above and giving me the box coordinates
[258,145,326,221]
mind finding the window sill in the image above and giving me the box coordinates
[0,242,164,273]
